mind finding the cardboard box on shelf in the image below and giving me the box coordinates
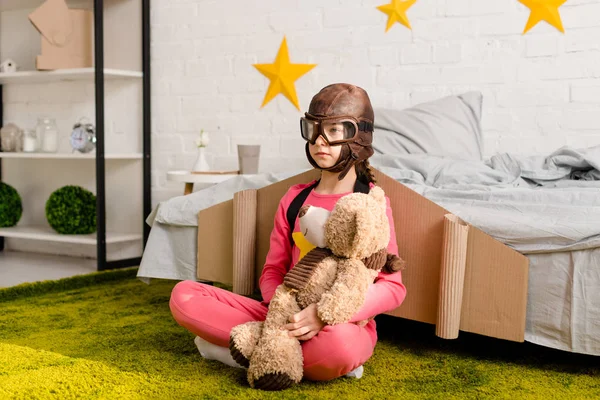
[28,0,93,70]
[196,168,530,343]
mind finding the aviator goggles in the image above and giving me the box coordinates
[300,116,373,146]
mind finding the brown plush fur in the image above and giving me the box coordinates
[295,256,339,309]
[230,186,399,391]
[229,321,263,367]
[316,257,374,325]
[325,186,390,260]
[246,285,304,389]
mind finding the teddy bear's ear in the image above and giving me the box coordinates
[369,186,386,206]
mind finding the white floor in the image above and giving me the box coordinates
[0,250,97,288]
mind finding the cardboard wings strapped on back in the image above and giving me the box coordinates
[196,168,529,343]
[28,0,93,70]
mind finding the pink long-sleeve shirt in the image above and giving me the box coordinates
[259,180,407,323]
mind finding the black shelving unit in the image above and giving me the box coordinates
[0,85,3,253]
[0,0,151,272]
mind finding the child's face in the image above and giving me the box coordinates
[308,122,343,168]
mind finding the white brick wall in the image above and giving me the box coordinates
[151,0,600,203]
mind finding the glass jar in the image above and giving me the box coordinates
[36,117,59,153]
[22,129,38,152]
[0,123,23,152]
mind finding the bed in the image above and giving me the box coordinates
[138,92,600,356]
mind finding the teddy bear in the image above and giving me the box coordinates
[229,186,405,391]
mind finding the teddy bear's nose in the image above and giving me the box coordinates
[298,205,310,218]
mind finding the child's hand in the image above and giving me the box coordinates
[283,304,325,341]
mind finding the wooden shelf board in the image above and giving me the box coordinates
[0,152,143,160]
[0,68,142,85]
[0,225,142,245]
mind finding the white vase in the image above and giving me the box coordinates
[192,147,210,171]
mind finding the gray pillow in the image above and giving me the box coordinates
[372,91,483,161]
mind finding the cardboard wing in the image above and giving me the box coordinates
[197,168,529,342]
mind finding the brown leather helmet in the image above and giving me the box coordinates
[302,83,375,180]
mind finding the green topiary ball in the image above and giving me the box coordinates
[45,185,97,234]
[0,182,23,227]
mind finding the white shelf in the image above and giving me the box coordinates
[0,68,142,85]
[0,152,143,160]
[0,225,142,245]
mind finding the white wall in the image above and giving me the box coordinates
[2,0,599,207]
[150,0,600,203]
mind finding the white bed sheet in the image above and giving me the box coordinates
[138,223,197,284]
[526,249,600,356]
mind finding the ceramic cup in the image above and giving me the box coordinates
[237,144,260,174]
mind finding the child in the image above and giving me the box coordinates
[169,83,407,382]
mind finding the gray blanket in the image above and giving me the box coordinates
[370,145,600,254]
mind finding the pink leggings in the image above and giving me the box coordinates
[169,280,378,381]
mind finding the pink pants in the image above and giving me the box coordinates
[169,280,378,381]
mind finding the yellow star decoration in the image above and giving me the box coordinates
[519,0,567,34]
[253,37,316,111]
[292,231,316,261]
[377,0,417,32]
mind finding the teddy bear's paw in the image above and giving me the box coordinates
[229,321,264,367]
[247,328,304,390]
[229,337,250,368]
[253,372,296,391]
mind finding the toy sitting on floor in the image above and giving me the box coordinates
[229,186,405,390]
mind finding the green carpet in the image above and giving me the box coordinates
[0,268,598,400]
